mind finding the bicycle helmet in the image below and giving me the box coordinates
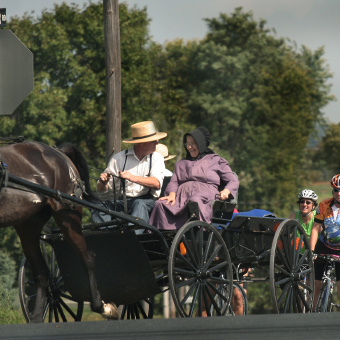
[331,174,340,189]
[297,189,318,202]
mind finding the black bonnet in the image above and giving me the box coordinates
[183,126,210,154]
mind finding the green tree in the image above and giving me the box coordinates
[319,123,340,175]
[185,8,334,216]
[0,2,170,167]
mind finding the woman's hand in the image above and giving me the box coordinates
[159,192,176,206]
[219,188,231,201]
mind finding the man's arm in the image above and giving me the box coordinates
[119,171,160,189]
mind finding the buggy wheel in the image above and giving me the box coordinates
[120,297,154,320]
[269,219,314,313]
[168,220,233,317]
[18,241,84,323]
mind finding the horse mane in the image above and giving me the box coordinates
[58,143,98,202]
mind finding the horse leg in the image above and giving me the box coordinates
[53,208,118,319]
[15,217,50,323]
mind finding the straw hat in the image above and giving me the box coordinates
[156,144,176,161]
[123,121,167,143]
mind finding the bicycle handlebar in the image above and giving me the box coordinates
[314,254,340,262]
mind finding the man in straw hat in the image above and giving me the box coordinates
[93,121,167,226]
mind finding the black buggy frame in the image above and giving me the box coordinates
[0,166,315,321]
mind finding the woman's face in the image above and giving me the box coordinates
[185,135,199,158]
[299,198,314,215]
[333,188,340,204]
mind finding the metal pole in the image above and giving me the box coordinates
[103,0,121,163]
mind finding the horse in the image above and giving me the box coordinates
[0,140,117,322]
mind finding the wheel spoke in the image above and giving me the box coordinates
[291,226,298,268]
[48,303,54,323]
[206,260,229,273]
[173,249,198,272]
[181,236,199,269]
[296,284,310,311]
[180,281,199,307]
[188,228,200,267]
[59,293,80,303]
[189,284,200,317]
[283,284,292,313]
[55,300,68,322]
[202,244,223,271]
[203,232,215,266]
[198,227,204,267]
[175,276,197,290]
[276,280,291,307]
[202,284,212,317]
[58,296,78,320]
[276,245,291,272]
[274,263,291,277]
[173,266,196,278]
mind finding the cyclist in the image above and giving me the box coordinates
[310,174,340,308]
[289,189,318,240]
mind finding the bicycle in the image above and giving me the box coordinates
[314,254,340,313]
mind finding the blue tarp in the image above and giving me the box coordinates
[232,209,276,220]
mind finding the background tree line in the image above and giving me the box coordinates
[0,2,338,308]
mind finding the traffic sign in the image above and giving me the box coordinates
[0,29,34,115]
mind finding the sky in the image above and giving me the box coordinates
[2,0,339,123]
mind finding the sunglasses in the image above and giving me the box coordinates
[299,200,312,205]
[334,188,340,193]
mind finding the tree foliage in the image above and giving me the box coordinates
[319,123,340,176]
[183,8,334,216]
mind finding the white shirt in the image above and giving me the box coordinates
[164,168,173,177]
[102,148,165,198]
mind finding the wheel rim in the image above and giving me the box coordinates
[168,221,233,317]
[120,297,154,320]
[269,219,314,313]
[18,241,84,322]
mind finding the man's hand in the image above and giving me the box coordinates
[119,170,132,181]
[99,172,111,183]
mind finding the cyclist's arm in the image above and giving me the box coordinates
[310,221,322,251]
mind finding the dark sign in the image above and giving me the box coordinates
[0,8,6,28]
[0,30,34,115]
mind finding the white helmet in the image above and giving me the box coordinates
[298,189,318,202]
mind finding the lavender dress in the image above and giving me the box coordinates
[149,154,239,230]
